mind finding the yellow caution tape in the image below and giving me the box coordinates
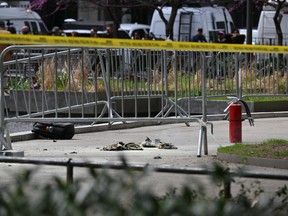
[1,34,288,54]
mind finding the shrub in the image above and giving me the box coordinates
[0,162,287,215]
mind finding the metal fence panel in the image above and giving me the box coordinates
[0,44,287,154]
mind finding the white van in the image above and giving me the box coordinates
[149,6,234,42]
[118,23,150,38]
[256,9,288,45]
[0,7,48,34]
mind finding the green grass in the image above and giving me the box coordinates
[218,139,288,159]
[208,97,288,102]
[244,97,288,102]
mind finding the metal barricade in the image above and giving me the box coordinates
[0,44,288,154]
[0,45,210,156]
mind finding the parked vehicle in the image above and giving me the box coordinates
[118,23,150,39]
[256,8,288,45]
[62,29,91,37]
[62,19,114,36]
[0,5,48,35]
[63,22,150,39]
[149,6,234,42]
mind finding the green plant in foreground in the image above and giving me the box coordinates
[0,161,287,216]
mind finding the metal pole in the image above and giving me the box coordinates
[0,54,5,150]
[197,53,208,157]
[224,179,232,199]
[66,159,74,185]
[202,55,208,155]
[105,49,113,120]
[1,157,288,180]
[246,0,253,45]
[0,49,12,150]
[235,53,242,99]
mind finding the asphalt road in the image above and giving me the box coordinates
[1,117,288,198]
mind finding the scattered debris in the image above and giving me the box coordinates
[141,137,157,148]
[102,142,143,151]
[158,143,178,149]
[124,142,143,150]
[143,137,177,149]
[102,137,177,151]
[102,142,124,151]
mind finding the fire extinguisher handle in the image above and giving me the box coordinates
[224,97,238,113]
[224,98,255,127]
[238,99,254,126]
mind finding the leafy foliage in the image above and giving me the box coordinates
[0,162,287,215]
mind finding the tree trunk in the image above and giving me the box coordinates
[166,6,178,40]
[273,1,284,46]
[273,0,285,62]
[165,1,182,40]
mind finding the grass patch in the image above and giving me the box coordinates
[208,97,288,102]
[218,139,288,160]
[244,97,288,102]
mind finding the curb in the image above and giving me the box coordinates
[9,111,288,142]
[9,121,163,142]
[217,153,288,169]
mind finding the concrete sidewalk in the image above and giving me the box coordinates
[1,116,288,198]
[8,116,288,166]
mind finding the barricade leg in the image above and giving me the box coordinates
[0,127,12,150]
[197,125,208,157]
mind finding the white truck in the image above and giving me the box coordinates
[149,6,234,42]
[256,8,288,45]
[0,4,48,34]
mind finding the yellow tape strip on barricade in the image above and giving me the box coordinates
[1,34,288,54]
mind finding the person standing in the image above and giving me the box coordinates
[0,20,13,62]
[132,31,142,40]
[230,28,245,44]
[21,25,30,34]
[105,25,114,38]
[217,31,227,43]
[7,26,16,34]
[51,26,61,36]
[190,28,207,73]
[191,28,207,42]
[90,28,98,37]
[71,31,78,37]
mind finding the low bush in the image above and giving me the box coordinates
[0,162,287,216]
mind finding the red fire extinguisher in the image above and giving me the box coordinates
[229,103,242,143]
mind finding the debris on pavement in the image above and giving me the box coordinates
[102,141,143,151]
[102,137,177,151]
[158,143,178,149]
